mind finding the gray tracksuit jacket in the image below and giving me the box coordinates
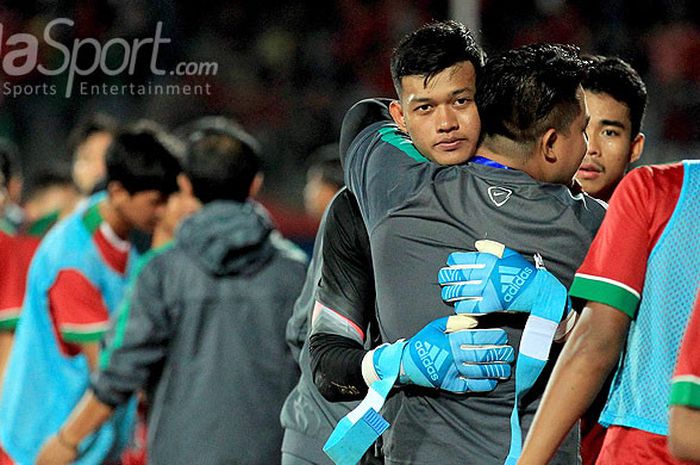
[92,201,307,465]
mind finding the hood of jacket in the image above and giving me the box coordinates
[176,200,275,276]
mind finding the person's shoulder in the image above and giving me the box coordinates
[559,189,607,226]
[581,192,608,216]
[343,98,392,127]
[327,188,361,221]
[34,210,91,261]
[605,162,684,212]
[134,242,178,277]
[624,162,684,190]
[535,183,607,235]
[340,98,394,154]
[270,231,308,267]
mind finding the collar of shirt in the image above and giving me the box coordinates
[471,155,511,170]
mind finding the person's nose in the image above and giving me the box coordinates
[437,106,459,133]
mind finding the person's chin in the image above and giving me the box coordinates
[431,149,471,166]
[137,223,156,234]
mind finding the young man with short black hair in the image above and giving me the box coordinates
[0,125,181,465]
[280,21,489,465]
[575,55,649,465]
[577,56,647,201]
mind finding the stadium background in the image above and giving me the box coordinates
[1,0,699,241]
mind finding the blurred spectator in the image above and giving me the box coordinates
[68,114,118,196]
[0,168,32,391]
[303,143,343,221]
[0,140,24,234]
[22,169,81,232]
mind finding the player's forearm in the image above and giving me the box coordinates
[79,341,101,372]
[60,390,115,448]
[669,405,700,461]
[519,302,629,465]
[308,332,368,401]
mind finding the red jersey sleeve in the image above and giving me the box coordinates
[569,164,683,318]
[670,292,700,409]
[48,269,110,344]
[0,233,24,330]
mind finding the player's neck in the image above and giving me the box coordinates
[477,139,547,182]
[476,144,526,172]
[98,200,131,240]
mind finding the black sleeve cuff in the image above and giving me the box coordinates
[308,332,368,402]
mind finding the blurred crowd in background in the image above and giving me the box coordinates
[1,0,700,245]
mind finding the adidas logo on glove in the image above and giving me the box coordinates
[414,341,449,381]
[499,265,533,303]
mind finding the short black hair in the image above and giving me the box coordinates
[0,138,19,185]
[184,117,261,204]
[307,144,343,189]
[583,55,647,138]
[390,20,485,96]
[25,168,76,201]
[476,43,590,145]
[68,113,118,155]
[105,124,181,196]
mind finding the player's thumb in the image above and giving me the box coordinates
[474,239,506,258]
[445,314,479,333]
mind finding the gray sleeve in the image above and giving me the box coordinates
[340,98,433,231]
[90,256,173,407]
[284,225,325,363]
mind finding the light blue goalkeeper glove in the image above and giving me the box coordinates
[438,240,570,316]
[364,314,514,393]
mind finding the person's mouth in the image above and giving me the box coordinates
[434,138,467,151]
[577,163,603,180]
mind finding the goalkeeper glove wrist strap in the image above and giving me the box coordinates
[324,340,406,465]
[503,284,568,465]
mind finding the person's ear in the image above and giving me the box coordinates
[629,132,645,164]
[249,173,264,197]
[107,180,129,205]
[389,100,408,132]
[541,128,559,163]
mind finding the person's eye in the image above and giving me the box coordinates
[454,97,472,106]
[415,104,432,113]
[602,129,619,137]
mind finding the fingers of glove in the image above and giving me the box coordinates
[454,345,515,365]
[447,327,509,346]
[441,282,487,303]
[457,361,512,380]
[445,251,497,268]
[445,376,499,393]
[437,265,489,287]
[453,299,503,315]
